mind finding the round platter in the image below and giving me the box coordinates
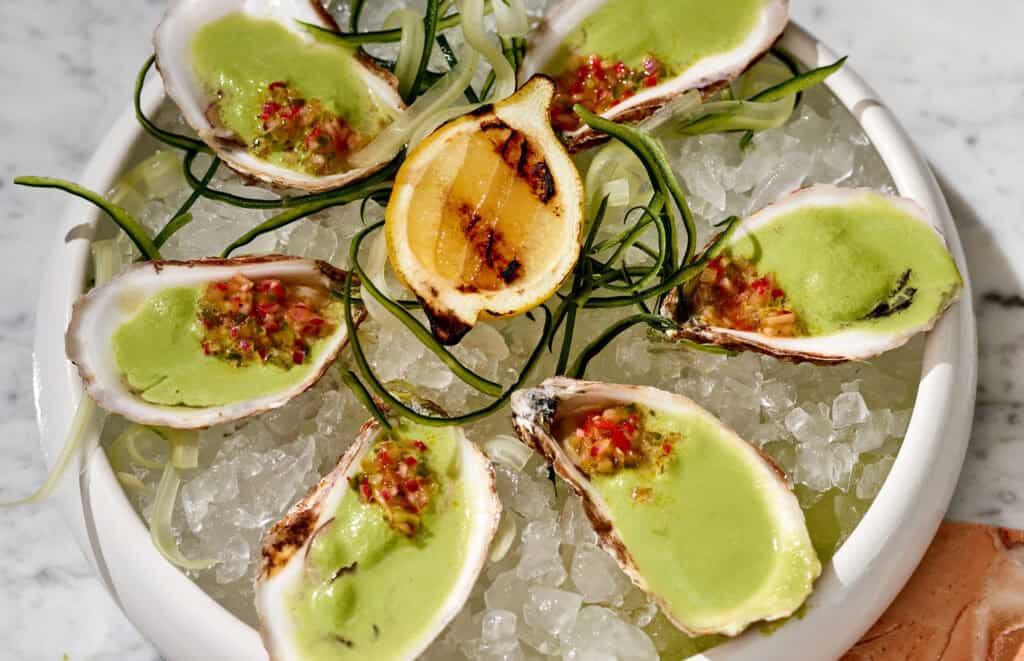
[31,22,977,661]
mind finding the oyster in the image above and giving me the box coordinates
[154,0,405,191]
[521,0,789,150]
[662,185,964,363]
[66,255,360,429]
[511,377,820,637]
[256,417,500,660]
[386,77,584,344]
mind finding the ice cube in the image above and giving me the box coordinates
[523,587,582,639]
[570,543,631,606]
[516,520,566,586]
[856,456,895,500]
[852,411,888,453]
[785,407,832,446]
[560,606,657,661]
[215,533,250,584]
[560,497,597,547]
[832,391,869,428]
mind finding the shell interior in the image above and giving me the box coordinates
[511,377,821,637]
[662,184,964,363]
[66,256,355,429]
[154,0,405,191]
[520,0,790,149]
[255,419,501,661]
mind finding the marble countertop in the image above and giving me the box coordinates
[1,1,1022,659]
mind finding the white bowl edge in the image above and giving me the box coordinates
[30,22,977,661]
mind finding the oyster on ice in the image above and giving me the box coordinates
[256,418,501,660]
[521,0,790,150]
[154,0,406,191]
[511,377,820,637]
[66,255,361,429]
[662,185,964,363]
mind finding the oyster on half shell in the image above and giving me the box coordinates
[511,377,820,637]
[521,0,790,150]
[66,255,361,429]
[256,417,500,660]
[154,0,406,191]
[661,185,964,363]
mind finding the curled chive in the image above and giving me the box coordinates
[14,176,161,260]
[349,222,504,397]
[135,56,210,154]
[220,160,400,256]
[155,153,220,247]
[344,264,553,427]
[575,106,697,270]
[568,314,677,379]
[297,4,477,46]
[408,0,444,103]
[750,57,847,104]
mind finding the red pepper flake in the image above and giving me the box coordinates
[292,349,305,364]
[661,443,673,455]
[551,52,666,131]
[404,456,418,467]
[412,440,428,452]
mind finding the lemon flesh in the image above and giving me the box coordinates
[386,77,584,344]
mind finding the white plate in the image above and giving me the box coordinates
[31,23,977,661]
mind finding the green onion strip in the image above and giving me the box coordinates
[349,222,504,397]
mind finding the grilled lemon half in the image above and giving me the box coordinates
[386,76,584,344]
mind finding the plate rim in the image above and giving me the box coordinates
[30,21,978,661]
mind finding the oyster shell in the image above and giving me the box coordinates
[661,185,964,363]
[511,377,820,637]
[521,0,790,151]
[154,0,405,191]
[66,255,361,429]
[256,418,500,660]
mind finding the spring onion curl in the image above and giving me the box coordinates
[181,151,366,210]
[410,0,444,104]
[0,396,97,508]
[297,2,490,46]
[385,9,427,101]
[343,263,555,427]
[1,240,123,507]
[351,49,480,166]
[458,0,516,101]
[548,196,611,352]
[582,215,740,309]
[14,177,162,260]
[155,153,220,247]
[219,158,400,257]
[553,195,611,366]
[568,314,678,379]
[493,0,529,37]
[349,222,504,397]
[575,106,697,279]
[150,428,217,570]
[135,56,210,154]
[679,57,847,136]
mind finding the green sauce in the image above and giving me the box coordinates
[589,407,819,632]
[286,423,471,659]
[728,195,963,336]
[550,0,762,76]
[191,13,397,160]
[111,287,333,407]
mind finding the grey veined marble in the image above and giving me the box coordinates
[1,1,1023,659]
